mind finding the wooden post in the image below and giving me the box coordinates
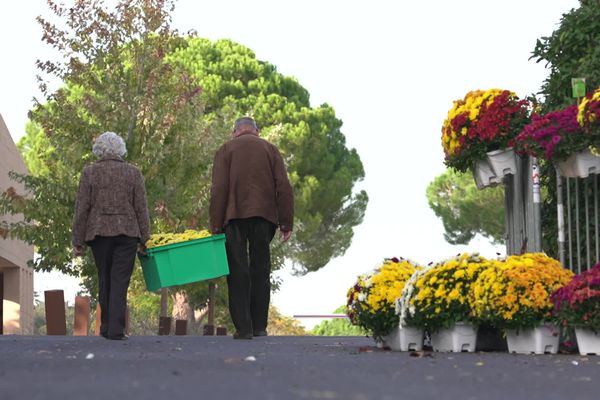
[125,305,130,336]
[73,296,90,336]
[44,290,67,335]
[216,326,227,336]
[158,316,172,335]
[203,325,215,336]
[94,303,101,336]
[208,281,215,327]
[175,319,187,335]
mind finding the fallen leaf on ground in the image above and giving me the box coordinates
[409,351,433,358]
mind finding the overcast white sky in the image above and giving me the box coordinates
[0,0,580,328]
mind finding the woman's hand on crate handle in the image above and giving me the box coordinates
[73,245,84,257]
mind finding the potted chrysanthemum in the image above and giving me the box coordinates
[441,89,530,188]
[551,263,600,355]
[470,253,573,354]
[514,104,600,178]
[346,257,419,349]
[397,253,491,352]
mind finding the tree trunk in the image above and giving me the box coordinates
[159,288,169,317]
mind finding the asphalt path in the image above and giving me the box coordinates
[0,335,599,400]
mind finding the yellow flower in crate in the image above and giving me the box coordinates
[346,257,420,341]
[469,253,573,330]
[145,229,212,249]
[397,253,492,332]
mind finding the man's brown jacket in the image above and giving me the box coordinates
[209,132,294,233]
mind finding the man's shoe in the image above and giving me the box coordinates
[253,330,268,337]
[233,332,253,340]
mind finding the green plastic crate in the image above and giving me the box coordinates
[139,234,229,291]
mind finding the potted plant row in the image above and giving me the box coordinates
[348,252,586,355]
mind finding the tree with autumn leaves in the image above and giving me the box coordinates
[0,0,367,332]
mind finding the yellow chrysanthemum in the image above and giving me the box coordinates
[145,229,212,249]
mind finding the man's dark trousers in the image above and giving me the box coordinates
[89,235,138,338]
[225,217,277,335]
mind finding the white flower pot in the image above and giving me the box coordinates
[487,147,518,177]
[472,159,502,190]
[431,322,477,353]
[556,149,600,178]
[575,328,600,355]
[506,324,560,354]
[383,326,424,352]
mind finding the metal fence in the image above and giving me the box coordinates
[556,172,600,273]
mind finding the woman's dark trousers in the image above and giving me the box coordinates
[90,235,138,338]
[225,217,276,335]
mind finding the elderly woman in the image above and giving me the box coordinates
[72,132,150,340]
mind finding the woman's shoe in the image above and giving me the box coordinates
[107,334,129,340]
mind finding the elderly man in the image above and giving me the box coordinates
[210,117,294,339]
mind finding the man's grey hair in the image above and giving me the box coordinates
[234,117,259,131]
[92,131,127,159]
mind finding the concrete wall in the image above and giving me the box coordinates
[0,112,34,334]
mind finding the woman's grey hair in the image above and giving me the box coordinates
[92,131,127,159]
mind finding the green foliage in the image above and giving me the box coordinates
[426,169,505,245]
[312,306,365,336]
[1,1,366,285]
[530,1,600,258]
[531,1,600,112]
[267,305,310,335]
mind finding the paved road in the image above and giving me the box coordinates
[0,335,599,400]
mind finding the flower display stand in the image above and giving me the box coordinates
[383,326,424,352]
[431,322,477,352]
[472,159,502,189]
[487,147,518,177]
[506,324,560,354]
[575,328,600,355]
[557,149,600,178]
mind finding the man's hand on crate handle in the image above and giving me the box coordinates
[280,230,292,242]
[137,243,147,256]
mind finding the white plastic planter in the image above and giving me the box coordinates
[575,328,600,355]
[487,147,518,177]
[431,322,477,353]
[383,326,424,352]
[556,149,600,178]
[506,324,560,354]
[472,159,502,190]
